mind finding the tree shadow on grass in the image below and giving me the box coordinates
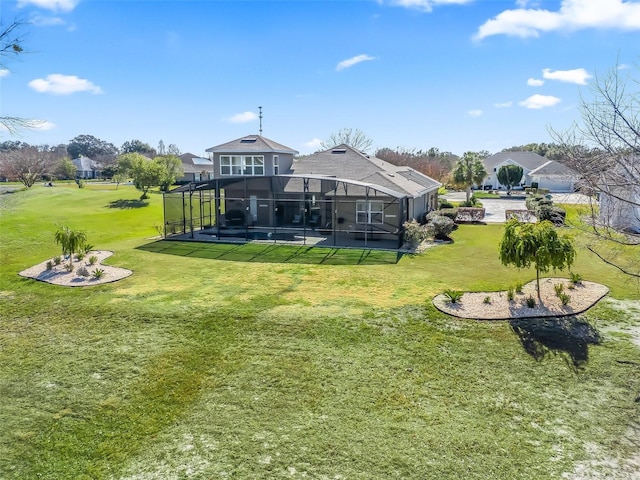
[510,316,602,370]
[107,199,148,209]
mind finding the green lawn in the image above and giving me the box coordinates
[1,184,639,479]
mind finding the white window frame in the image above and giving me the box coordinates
[356,200,384,224]
[220,155,264,176]
[273,155,279,175]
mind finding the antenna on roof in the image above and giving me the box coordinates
[258,106,263,136]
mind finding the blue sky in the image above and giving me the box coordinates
[1,0,638,156]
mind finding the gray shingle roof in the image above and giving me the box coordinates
[72,156,99,171]
[179,153,213,174]
[205,135,298,154]
[528,160,577,176]
[484,151,549,171]
[291,144,440,198]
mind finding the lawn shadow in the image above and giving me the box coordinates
[510,316,602,370]
[136,240,402,265]
[107,199,149,209]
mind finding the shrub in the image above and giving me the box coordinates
[64,263,74,272]
[515,282,523,294]
[559,293,571,306]
[554,283,564,296]
[46,260,53,270]
[88,255,98,265]
[483,296,492,304]
[570,272,583,284]
[54,256,62,265]
[426,215,455,240]
[435,208,458,222]
[76,252,85,261]
[403,220,430,248]
[93,268,105,279]
[507,286,515,301]
[439,200,455,209]
[526,296,536,308]
[536,204,566,225]
[77,266,90,277]
[443,289,464,304]
[76,179,86,189]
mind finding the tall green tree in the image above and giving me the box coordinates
[121,139,156,157]
[119,153,167,199]
[497,164,523,194]
[55,157,77,179]
[54,225,88,269]
[67,135,118,163]
[155,154,183,191]
[499,219,576,300]
[452,151,487,203]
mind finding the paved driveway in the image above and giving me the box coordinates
[442,191,593,224]
[480,197,526,223]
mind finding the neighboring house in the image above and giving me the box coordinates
[178,153,214,182]
[163,136,441,249]
[72,156,101,179]
[599,184,640,234]
[481,152,577,192]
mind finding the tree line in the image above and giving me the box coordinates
[0,136,183,190]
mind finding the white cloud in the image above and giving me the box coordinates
[527,78,544,86]
[33,120,55,130]
[494,101,513,108]
[18,0,79,12]
[618,63,631,70]
[468,109,483,116]
[542,67,592,85]
[519,94,561,109]
[30,15,66,27]
[304,138,323,149]
[475,0,640,40]
[226,111,257,123]
[0,69,10,77]
[382,0,473,13]
[336,54,376,71]
[28,74,103,95]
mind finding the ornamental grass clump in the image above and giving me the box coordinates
[443,289,464,304]
[554,283,564,296]
[559,292,571,306]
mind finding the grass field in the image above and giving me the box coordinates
[1,183,639,479]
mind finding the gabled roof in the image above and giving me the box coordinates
[179,153,212,174]
[528,160,577,177]
[484,151,549,171]
[291,144,440,198]
[205,135,298,154]
[72,156,99,171]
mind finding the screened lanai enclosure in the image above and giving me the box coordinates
[163,175,412,249]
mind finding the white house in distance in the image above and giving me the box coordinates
[72,156,102,179]
[481,151,577,192]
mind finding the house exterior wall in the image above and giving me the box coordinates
[527,175,574,192]
[600,189,640,233]
[210,152,295,179]
[482,159,528,190]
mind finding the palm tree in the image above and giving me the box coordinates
[452,152,488,203]
[54,225,87,269]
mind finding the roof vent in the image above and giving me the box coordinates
[332,149,347,154]
[241,137,258,143]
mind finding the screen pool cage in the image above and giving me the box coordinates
[163,175,410,250]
